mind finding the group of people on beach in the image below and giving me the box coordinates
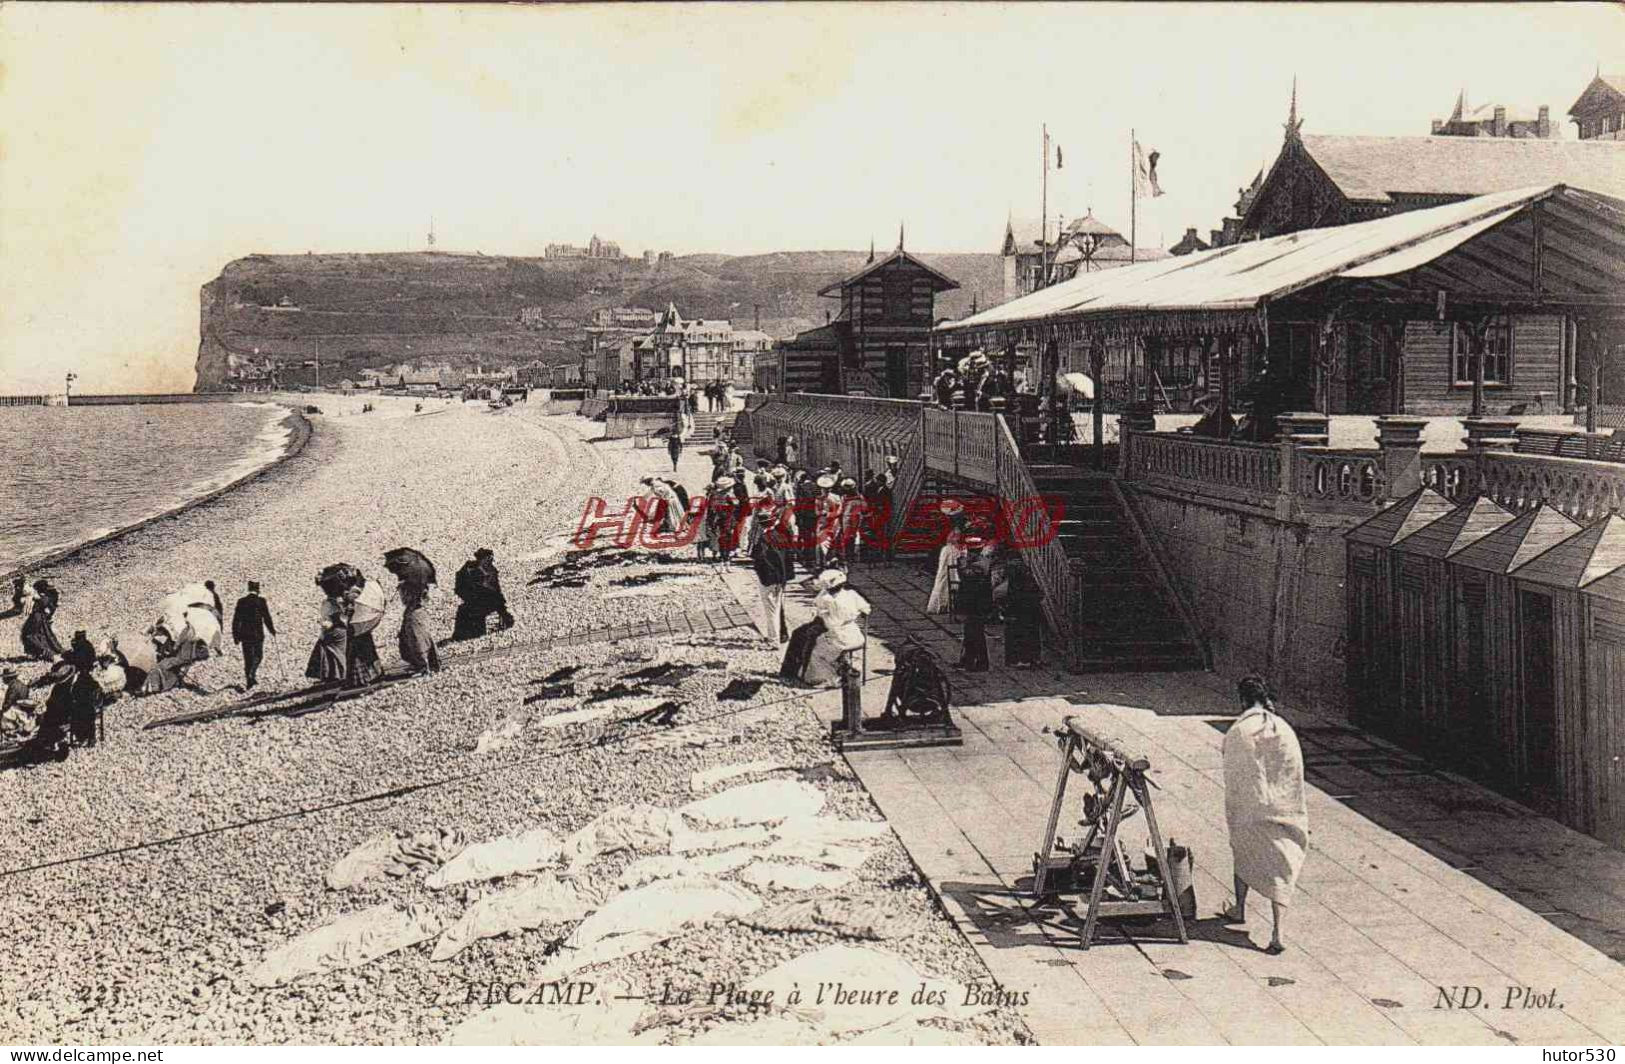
[1,544,516,767]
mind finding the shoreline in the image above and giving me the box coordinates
[0,403,313,586]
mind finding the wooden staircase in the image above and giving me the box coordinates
[691,408,738,443]
[1027,464,1206,673]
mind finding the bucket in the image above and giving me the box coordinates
[1149,841,1197,919]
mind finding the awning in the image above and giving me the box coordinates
[938,184,1611,340]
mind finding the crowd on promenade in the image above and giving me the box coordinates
[636,426,1048,687]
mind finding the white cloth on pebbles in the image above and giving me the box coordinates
[741,894,922,941]
[250,903,443,987]
[616,848,757,890]
[562,804,686,874]
[533,703,623,730]
[538,877,761,980]
[326,828,465,890]
[689,760,789,794]
[739,861,856,892]
[745,945,988,1034]
[425,827,562,889]
[772,816,891,846]
[679,780,825,826]
[670,824,770,853]
[432,874,598,961]
[446,990,647,1046]
[763,837,872,870]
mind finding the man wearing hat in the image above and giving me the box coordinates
[231,581,277,690]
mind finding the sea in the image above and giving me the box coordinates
[0,402,295,575]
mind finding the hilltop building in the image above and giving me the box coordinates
[1570,72,1625,141]
[544,235,623,260]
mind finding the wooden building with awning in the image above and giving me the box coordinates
[937,184,1625,446]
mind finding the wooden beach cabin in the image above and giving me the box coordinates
[776,246,960,400]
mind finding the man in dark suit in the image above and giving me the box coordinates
[231,581,277,689]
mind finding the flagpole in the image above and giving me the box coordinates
[1130,128,1137,265]
[1041,124,1049,288]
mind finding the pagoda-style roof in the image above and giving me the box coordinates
[1448,504,1582,574]
[818,249,960,297]
[1345,488,1458,548]
[1394,496,1515,559]
[1513,512,1625,590]
[1582,566,1625,606]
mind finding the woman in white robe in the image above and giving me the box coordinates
[803,570,871,686]
[925,501,968,615]
[1222,675,1308,954]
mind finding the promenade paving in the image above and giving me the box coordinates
[719,554,1625,1045]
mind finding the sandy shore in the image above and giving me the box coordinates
[0,397,1028,1046]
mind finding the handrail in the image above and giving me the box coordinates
[994,413,1078,659]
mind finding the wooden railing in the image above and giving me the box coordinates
[1420,454,1475,501]
[1478,451,1625,522]
[993,414,1079,661]
[922,407,999,486]
[1127,433,1280,514]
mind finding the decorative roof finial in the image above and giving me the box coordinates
[1285,76,1304,140]
[897,221,905,253]
[868,238,875,264]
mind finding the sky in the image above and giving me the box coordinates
[1,2,1622,393]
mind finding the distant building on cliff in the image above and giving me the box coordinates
[545,234,623,260]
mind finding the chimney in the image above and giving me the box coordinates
[1185,226,1199,240]
[1493,105,1507,137]
[1538,105,1551,139]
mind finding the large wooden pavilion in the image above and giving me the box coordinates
[937,184,1625,451]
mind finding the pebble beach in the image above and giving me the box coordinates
[0,395,1031,1046]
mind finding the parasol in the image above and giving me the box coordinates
[1057,372,1096,400]
[156,585,222,650]
[347,578,388,636]
[384,548,437,588]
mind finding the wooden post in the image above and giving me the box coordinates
[1564,316,1579,414]
[1217,334,1234,439]
[1468,318,1487,419]
[1091,340,1106,470]
[1587,323,1601,434]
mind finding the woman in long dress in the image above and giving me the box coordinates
[305,593,349,684]
[1222,675,1309,955]
[397,582,440,675]
[20,580,64,661]
[925,504,967,615]
[342,586,382,688]
[802,569,872,686]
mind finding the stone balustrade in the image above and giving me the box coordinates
[1120,413,1625,521]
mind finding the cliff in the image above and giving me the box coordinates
[193,249,1003,390]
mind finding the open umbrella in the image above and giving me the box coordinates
[384,548,437,588]
[347,579,388,636]
[156,585,222,650]
[1057,372,1096,401]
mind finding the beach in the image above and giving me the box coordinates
[0,396,1028,1046]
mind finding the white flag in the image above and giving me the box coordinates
[1133,140,1164,198]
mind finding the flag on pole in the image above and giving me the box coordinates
[1133,140,1164,198]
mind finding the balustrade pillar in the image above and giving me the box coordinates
[1275,411,1329,519]
[1463,419,1517,497]
[1375,415,1429,501]
[1118,399,1157,477]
